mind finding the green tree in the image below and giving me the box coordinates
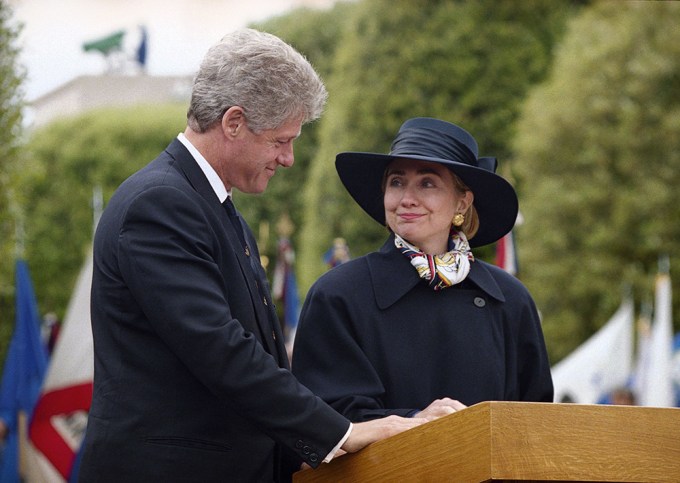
[250,2,355,78]
[245,2,356,275]
[0,2,25,364]
[298,0,580,292]
[14,2,354,326]
[21,104,186,317]
[513,1,680,363]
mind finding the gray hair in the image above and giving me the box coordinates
[187,28,328,134]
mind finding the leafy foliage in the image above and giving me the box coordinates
[0,2,25,365]
[21,104,186,315]
[244,2,359,281]
[7,0,679,369]
[7,4,353,323]
[297,0,578,291]
[513,1,680,362]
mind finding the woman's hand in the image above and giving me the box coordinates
[414,398,467,421]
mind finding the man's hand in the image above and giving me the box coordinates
[415,398,467,422]
[341,415,427,453]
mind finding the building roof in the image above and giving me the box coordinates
[28,74,193,128]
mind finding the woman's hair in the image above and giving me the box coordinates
[381,164,480,240]
[451,172,479,240]
[187,28,327,134]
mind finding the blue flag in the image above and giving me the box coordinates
[136,25,148,68]
[283,268,300,332]
[0,260,49,482]
[323,237,350,269]
[272,237,301,344]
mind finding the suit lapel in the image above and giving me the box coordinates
[240,221,290,368]
[165,139,282,360]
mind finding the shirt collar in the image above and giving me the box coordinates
[177,132,231,203]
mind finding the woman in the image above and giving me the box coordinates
[292,117,553,423]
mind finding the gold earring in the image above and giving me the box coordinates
[453,213,465,227]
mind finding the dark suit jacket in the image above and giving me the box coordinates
[79,139,348,482]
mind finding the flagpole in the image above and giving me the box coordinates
[8,186,24,260]
[9,185,26,480]
[14,215,24,260]
[9,189,27,482]
[638,254,674,406]
[92,185,103,235]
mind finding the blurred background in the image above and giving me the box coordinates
[1,0,679,480]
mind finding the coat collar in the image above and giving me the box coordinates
[367,234,506,310]
[166,138,223,211]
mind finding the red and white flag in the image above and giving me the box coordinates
[495,230,518,276]
[27,253,94,482]
[495,211,522,276]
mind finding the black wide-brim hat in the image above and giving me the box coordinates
[336,117,518,248]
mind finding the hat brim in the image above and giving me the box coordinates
[336,152,518,248]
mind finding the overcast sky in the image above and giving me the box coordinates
[8,0,338,101]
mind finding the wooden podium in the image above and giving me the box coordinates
[293,402,680,482]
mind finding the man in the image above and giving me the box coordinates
[78,29,423,482]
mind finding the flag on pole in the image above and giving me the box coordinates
[0,260,49,482]
[282,267,300,337]
[272,237,300,340]
[136,25,148,69]
[551,299,634,404]
[27,253,94,482]
[637,258,674,407]
[82,30,125,55]
[630,302,652,403]
[494,230,518,276]
[323,238,350,269]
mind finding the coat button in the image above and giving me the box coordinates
[295,440,304,449]
[302,445,311,455]
[309,453,319,463]
[474,297,486,307]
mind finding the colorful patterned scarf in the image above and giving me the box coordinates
[395,228,474,290]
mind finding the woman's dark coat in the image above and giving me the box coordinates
[292,234,554,422]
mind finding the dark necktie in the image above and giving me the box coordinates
[222,196,282,354]
[224,196,266,285]
[223,197,248,253]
